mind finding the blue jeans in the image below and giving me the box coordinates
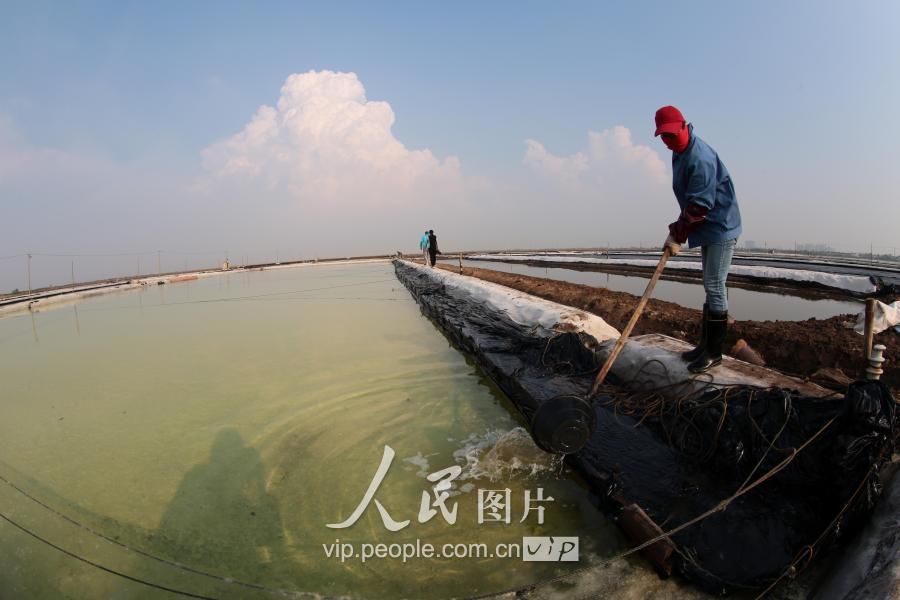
[700,238,736,312]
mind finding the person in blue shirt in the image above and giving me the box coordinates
[419,229,430,264]
[655,105,742,373]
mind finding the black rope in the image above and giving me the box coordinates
[0,470,295,595]
[0,510,218,599]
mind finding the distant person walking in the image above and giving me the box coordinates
[655,105,742,373]
[419,229,430,264]
[427,230,440,267]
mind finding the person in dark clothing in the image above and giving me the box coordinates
[427,230,439,267]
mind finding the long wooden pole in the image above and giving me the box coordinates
[590,248,671,397]
[863,298,877,365]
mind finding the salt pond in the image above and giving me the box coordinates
[0,261,708,599]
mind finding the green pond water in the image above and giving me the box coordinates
[0,261,706,599]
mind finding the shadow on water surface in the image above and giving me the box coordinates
[152,429,289,594]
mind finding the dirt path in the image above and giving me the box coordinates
[433,263,900,391]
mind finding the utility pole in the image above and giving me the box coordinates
[71,261,75,285]
[157,250,161,275]
[27,253,32,293]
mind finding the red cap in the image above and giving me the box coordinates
[654,105,686,136]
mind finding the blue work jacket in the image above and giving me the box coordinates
[672,125,742,247]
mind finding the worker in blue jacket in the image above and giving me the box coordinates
[419,229,430,264]
[655,105,742,373]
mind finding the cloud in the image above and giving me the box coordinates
[521,126,673,247]
[3,71,896,292]
[199,70,463,213]
[196,72,677,252]
[523,140,588,182]
[524,125,668,189]
[0,118,202,290]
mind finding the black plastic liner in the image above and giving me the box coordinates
[394,260,897,594]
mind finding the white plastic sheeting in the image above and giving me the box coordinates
[0,283,143,318]
[470,254,877,295]
[0,258,394,319]
[854,301,900,335]
[403,261,833,398]
[610,333,832,398]
[399,260,620,343]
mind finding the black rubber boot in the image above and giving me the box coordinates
[688,310,727,373]
[681,303,708,361]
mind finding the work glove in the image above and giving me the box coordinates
[669,203,709,245]
[663,234,681,256]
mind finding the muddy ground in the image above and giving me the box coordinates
[432,263,900,392]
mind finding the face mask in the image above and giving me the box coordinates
[663,124,690,153]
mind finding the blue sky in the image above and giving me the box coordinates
[1,1,898,289]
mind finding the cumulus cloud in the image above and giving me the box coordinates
[524,125,668,189]
[523,140,588,182]
[4,72,895,291]
[521,126,673,247]
[200,70,463,212]
[195,72,678,252]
